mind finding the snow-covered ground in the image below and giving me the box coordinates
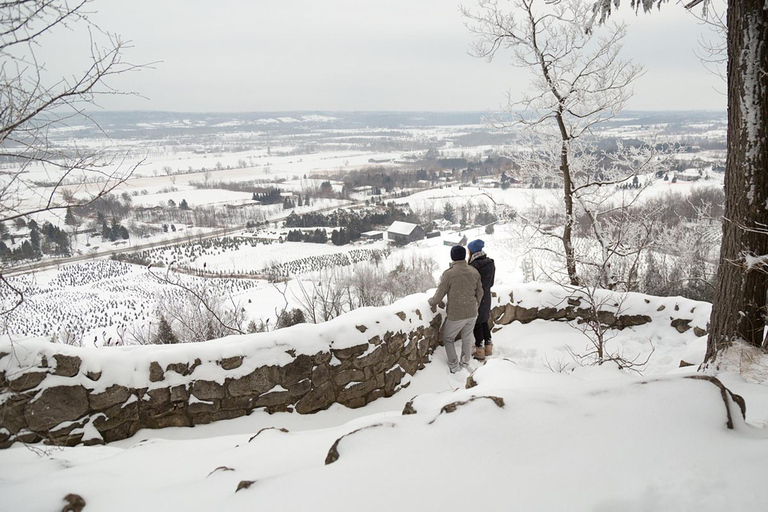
[2,293,767,511]
[397,179,725,216]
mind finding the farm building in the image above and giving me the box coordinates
[361,230,384,241]
[443,233,467,247]
[386,221,426,245]
[675,168,704,182]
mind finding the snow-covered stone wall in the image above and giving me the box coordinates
[0,284,711,448]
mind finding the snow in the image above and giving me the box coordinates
[2,314,768,511]
[0,110,757,510]
[3,278,768,511]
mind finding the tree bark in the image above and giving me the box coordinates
[561,139,580,286]
[705,0,768,363]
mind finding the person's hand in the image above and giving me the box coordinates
[430,300,445,313]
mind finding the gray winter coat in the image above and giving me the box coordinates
[428,260,483,321]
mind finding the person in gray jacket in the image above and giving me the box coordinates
[428,245,484,373]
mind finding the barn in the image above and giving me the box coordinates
[386,221,426,245]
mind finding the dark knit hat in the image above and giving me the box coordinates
[450,245,466,261]
[467,239,485,253]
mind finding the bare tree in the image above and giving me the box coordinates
[591,0,768,368]
[463,0,643,285]
[0,0,144,303]
[561,284,655,372]
[291,256,437,324]
[292,269,347,324]
[147,265,246,342]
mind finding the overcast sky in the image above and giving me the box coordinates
[52,0,726,112]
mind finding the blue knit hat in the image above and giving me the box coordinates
[467,239,484,253]
[450,245,466,261]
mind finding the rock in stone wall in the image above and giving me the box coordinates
[489,301,653,330]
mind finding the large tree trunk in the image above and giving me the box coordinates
[704,0,768,363]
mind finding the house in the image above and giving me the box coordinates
[443,233,467,247]
[280,191,300,201]
[675,168,703,182]
[386,221,426,245]
[361,230,384,241]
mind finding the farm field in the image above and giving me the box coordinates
[0,108,727,347]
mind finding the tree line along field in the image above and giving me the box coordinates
[112,236,392,278]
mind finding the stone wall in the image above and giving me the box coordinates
[0,310,441,448]
[0,284,709,449]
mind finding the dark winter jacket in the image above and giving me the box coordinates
[469,251,495,322]
[428,260,483,321]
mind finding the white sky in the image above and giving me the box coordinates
[48,0,727,112]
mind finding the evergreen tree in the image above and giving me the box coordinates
[320,181,334,196]
[110,219,121,241]
[19,240,34,260]
[443,203,456,223]
[286,230,303,242]
[64,207,78,231]
[154,315,179,344]
[28,220,41,257]
[276,308,306,329]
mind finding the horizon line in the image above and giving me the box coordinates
[84,108,727,115]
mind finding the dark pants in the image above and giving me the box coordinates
[473,320,491,347]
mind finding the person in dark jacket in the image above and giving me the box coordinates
[467,239,495,360]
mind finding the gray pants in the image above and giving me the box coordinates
[443,316,477,371]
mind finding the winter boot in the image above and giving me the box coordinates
[473,345,486,360]
[485,343,493,357]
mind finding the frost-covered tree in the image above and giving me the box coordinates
[591,0,768,367]
[0,0,143,311]
[0,1,141,216]
[463,0,644,286]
